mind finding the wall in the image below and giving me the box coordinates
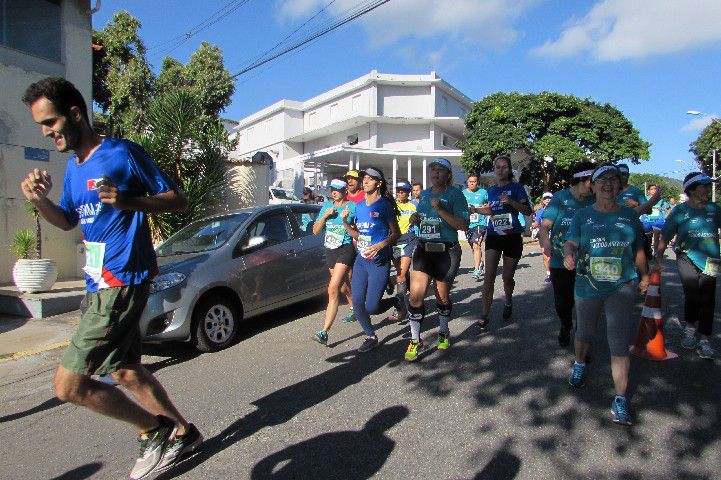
[303,87,370,132]
[377,85,432,117]
[304,125,371,154]
[377,124,432,151]
[0,0,91,284]
[434,89,469,118]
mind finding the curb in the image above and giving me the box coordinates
[0,341,69,363]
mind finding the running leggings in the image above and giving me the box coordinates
[351,256,395,337]
[677,254,717,336]
[574,281,637,357]
[550,268,576,328]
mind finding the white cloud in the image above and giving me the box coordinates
[682,114,718,132]
[532,0,721,61]
[277,0,536,50]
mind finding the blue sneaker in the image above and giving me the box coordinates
[568,361,586,388]
[611,395,633,426]
[342,309,357,323]
[471,268,480,280]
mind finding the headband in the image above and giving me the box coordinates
[365,167,383,180]
[683,173,712,190]
[573,169,594,178]
[591,166,620,182]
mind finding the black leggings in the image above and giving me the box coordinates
[677,254,717,336]
[550,267,576,328]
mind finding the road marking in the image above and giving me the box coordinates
[0,341,69,363]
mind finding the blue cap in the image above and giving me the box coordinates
[396,181,411,190]
[329,179,348,190]
[429,158,452,171]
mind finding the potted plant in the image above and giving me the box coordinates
[9,203,57,293]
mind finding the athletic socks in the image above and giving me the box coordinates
[410,320,421,341]
[438,315,450,335]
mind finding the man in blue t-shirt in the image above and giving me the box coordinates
[21,77,198,478]
[462,172,489,279]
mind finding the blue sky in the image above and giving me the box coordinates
[93,0,721,179]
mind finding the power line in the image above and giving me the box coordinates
[230,0,390,78]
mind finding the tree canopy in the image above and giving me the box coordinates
[628,173,681,202]
[458,92,651,197]
[689,120,721,177]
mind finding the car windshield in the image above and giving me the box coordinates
[156,213,251,256]
[271,188,298,201]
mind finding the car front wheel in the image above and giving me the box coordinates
[192,294,241,352]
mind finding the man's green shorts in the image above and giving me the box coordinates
[61,282,150,376]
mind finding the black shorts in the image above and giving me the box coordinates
[325,243,356,269]
[466,225,486,244]
[485,234,523,259]
[393,232,418,259]
[412,242,462,283]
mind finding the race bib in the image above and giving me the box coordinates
[419,218,441,240]
[83,241,106,278]
[703,257,721,277]
[324,227,345,249]
[392,243,407,259]
[357,235,372,258]
[491,213,513,233]
[470,213,480,223]
[589,256,622,282]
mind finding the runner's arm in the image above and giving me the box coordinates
[30,197,74,231]
[341,216,360,239]
[538,218,553,256]
[634,244,650,294]
[634,188,662,215]
[436,206,469,231]
[562,240,579,271]
[477,204,493,215]
[374,218,401,250]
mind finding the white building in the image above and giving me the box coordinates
[229,71,474,201]
[0,0,94,283]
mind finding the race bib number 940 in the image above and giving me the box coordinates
[589,257,622,282]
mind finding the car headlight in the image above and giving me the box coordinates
[149,272,186,294]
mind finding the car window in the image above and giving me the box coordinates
[290,206,320,237]
[156,213,251,256]
[246,212,292,246]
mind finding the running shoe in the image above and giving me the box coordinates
[568,362,586,388]
[342,308,357,323]
[680,326,697,350]
[405,339,424,361]
[437,333,450,350]
[471,268,480,280]
[358,336,378,352]
[156,424,203,471]
[544,275,551,283]
[388,308,399,322]
[129,415,177,480]
[312,330,329,345]
[696,339,716,360]
[558,324,571,347]
[502,303,512,321]
[475,315,490,334]
[611,396,633,426]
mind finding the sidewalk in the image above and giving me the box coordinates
[0,310,79,361]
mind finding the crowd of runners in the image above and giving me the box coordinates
[17,77,721,478]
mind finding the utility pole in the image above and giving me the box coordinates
[713,149,717,202]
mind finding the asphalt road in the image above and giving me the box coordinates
[1,246,720,480]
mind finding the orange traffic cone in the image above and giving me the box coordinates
[630,269,678,361]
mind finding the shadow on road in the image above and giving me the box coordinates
[249,406,408,479]
[48,462,102,480]
[473,439,521,480]
[0,397,64,424]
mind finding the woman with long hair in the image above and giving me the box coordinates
[475,155,533,331]
[405,158,469,361]
[312,178,357,345]
[341,167,400,352]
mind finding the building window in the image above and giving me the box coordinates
[346,133,358,146]
[442,95,449,115]
[351,94,361,113]
[441,133,458,148]
[459,108,467,118]
[330,103,338,119]
[0,0,62,62]
[308,111,317,128]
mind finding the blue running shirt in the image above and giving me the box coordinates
[58,138,174,292]
[616,185,646,208]
[662,202,721,275]
[463,188,489,228]
[354,197,395,261]
[566,206,644,298]
[417,186,469,243]
[542,189,595,269]
[320,200,356,249]
[486,182,530,236]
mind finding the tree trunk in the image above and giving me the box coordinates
[35,217,41,258]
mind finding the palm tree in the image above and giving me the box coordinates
[130,91,235,242]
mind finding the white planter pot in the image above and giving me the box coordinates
[12,259,58,293]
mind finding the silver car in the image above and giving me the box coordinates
[140,204,328,352]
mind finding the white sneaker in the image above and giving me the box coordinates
[680,326,697,350]
[697,339,716,360]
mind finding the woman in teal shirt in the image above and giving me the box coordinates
[563,164,649,426]
[311,179,357,345]
[405,158,469,361]
[656,172,721,360]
